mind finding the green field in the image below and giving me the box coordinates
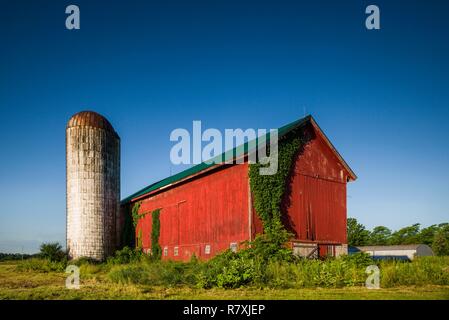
[1,261,449,300]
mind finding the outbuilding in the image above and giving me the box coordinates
[119,115,356,260]
[352,244,434,260]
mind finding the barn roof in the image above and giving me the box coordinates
[121,115,356,204]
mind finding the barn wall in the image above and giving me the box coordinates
[134,163,250,261]
[283,125,349,249]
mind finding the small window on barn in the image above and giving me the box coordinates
[163,247,168,257]
[230,242,238,253]
[174,246,179,256]
[205,245,211,255]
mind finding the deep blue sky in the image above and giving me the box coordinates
[1,0,448,253]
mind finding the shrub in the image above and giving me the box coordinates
[108,265,150,285]
[107,246,143,265]
[39,242,66,262]
[70,256,101,266]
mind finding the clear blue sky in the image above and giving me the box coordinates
[0,0,448,253]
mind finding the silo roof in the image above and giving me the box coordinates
[67,111,119,137]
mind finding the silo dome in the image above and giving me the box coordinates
[66,111,120,261]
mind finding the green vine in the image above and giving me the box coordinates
[248,130,303,246]
[121,203,135,248]
[137,229,143,249]
[151,209,162,260]
[131,201,143,227]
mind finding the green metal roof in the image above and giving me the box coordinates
[121,115,312,204]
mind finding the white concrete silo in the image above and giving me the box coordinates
[66,111,120,260]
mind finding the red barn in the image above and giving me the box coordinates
[119,115,356,260]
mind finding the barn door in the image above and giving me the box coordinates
[306,201,316,241]
[176,201,187,245]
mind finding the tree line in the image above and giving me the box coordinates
[347,218,449,256]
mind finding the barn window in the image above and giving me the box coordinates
[230,242,238,253]
[205,245,211,255]
[174,246,179,256]
[163,246,168,257]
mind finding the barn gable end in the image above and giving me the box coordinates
[283,122,352,256]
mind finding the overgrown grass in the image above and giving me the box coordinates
[2,259,449,300]
[380,256,449,287]
[4,255,449,300]
[103,250,449,289]
[15,258,67,273]
[13,246,449,291]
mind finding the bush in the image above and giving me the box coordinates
[39,242,66,262]
[70,256,101,266]
[108,265,150,285]
[107,246,144,265]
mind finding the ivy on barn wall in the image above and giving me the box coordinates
[131,201,144,227]
[125,201,162,260]
[151,209,162,260]
[248,129,304,245]
[121,203,136,248]
[122,201,146,249]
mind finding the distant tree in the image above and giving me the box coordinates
[432,225,449,256]
[368,226,391,245]
[418,224,439,246]
[389,223,421,245]
[39,242,66,262]
[347,218,370,246]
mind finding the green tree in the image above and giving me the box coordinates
[432,225,449,256]
[389,223,420,245]
[347,218,370,246]
[39,242,65,262]
[418,224,439,246]
[368,226,391,245]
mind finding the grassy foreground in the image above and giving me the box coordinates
[1,261,449,300]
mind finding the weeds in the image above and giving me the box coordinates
[16,258,66,273]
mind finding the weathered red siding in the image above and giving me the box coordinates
[136,163,250,260]
[283,126,349,249]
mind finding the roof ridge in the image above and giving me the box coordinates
[121,115,312,204]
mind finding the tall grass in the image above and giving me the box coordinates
[380,256,449,287]
[16,258,66,273]
[16,247,449,290]
[105,254,449,289]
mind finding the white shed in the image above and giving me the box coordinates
[354,244,434,260]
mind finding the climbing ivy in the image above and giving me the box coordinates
[121,203,136,248]
[248,130,303,246]
[137,229,143,249]
[127,203,161,259]
[131,201,143,227]
[151,209,162,260]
